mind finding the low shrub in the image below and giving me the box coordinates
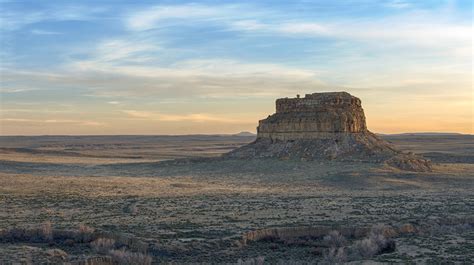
[322,247,347,264]
[0,222,54,243]
[41,222,53,241]
[76,224,95,243]
[91,238,116,254]
[351,225,396,259]
[398,223,416,234]
[109,249,152,265]
[45,248,68,260]
[323,231,347,248]
[236,256,265,265]
[353,237,379,258]
[0,223,149,257]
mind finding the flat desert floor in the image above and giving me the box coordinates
[0,134,473,264]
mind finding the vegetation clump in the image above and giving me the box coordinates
[0,223,152,264]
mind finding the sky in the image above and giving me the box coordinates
[0,0,472,135]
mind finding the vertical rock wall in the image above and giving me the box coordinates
[257,92,367,141]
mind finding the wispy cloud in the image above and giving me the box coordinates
[159,113,237,123]
[1,87,39,93]
[0,11,44,31]
[123,3,474,60]
[66,42,325,98]
[384,0,413,9]
[1,66,326,100]
[0,5,106,31]
[232,13,471,57]
[230,20,266,31]
[122,110,153,118]
[125,4,236,31]
[0,118,104,126]
[90,39,160,63]
[31,29,62,35]
[122,110,242,123]
[276,22,330,35]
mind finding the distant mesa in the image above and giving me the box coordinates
[225,92,432,172]
[384,132,464,136]
[233,131,256,137]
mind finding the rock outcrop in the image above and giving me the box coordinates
[224,92,432,171]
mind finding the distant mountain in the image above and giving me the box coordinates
[233,131,256,137]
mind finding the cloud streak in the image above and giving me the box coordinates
[122,110,244,123]
[0,118,104,126]
[0,5,107,31]
[31,29,62,35]
[125,4,229,31]
[123,3,471,56]
[232,14,471,57]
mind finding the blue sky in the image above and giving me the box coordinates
[0,0,472,135]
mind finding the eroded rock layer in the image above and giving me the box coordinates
[225,92,432,172]
[258,92,367,141]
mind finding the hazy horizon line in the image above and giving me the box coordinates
[0,132,471,137]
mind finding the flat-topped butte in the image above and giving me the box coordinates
[259,92,367,141]
[226,92,432,172]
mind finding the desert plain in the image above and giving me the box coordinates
[0,134,473,264]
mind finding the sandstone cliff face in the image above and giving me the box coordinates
[258,92,367,141]
[225,92,432,172]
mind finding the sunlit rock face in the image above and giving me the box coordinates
[257,92,367,141]
[225,92,432,172]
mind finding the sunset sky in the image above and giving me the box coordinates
[1,0,472,135]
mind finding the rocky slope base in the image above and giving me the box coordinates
[224,132,431,172]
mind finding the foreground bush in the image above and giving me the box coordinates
[236,256,265,265]
[109,249,152,265]
[41,221,53,241]
[351,225,396,259]
[323,231,347,248]
[0,223,152,264]
[0,222,54,243]
[91,237,116,254]
[322,247,347,264]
